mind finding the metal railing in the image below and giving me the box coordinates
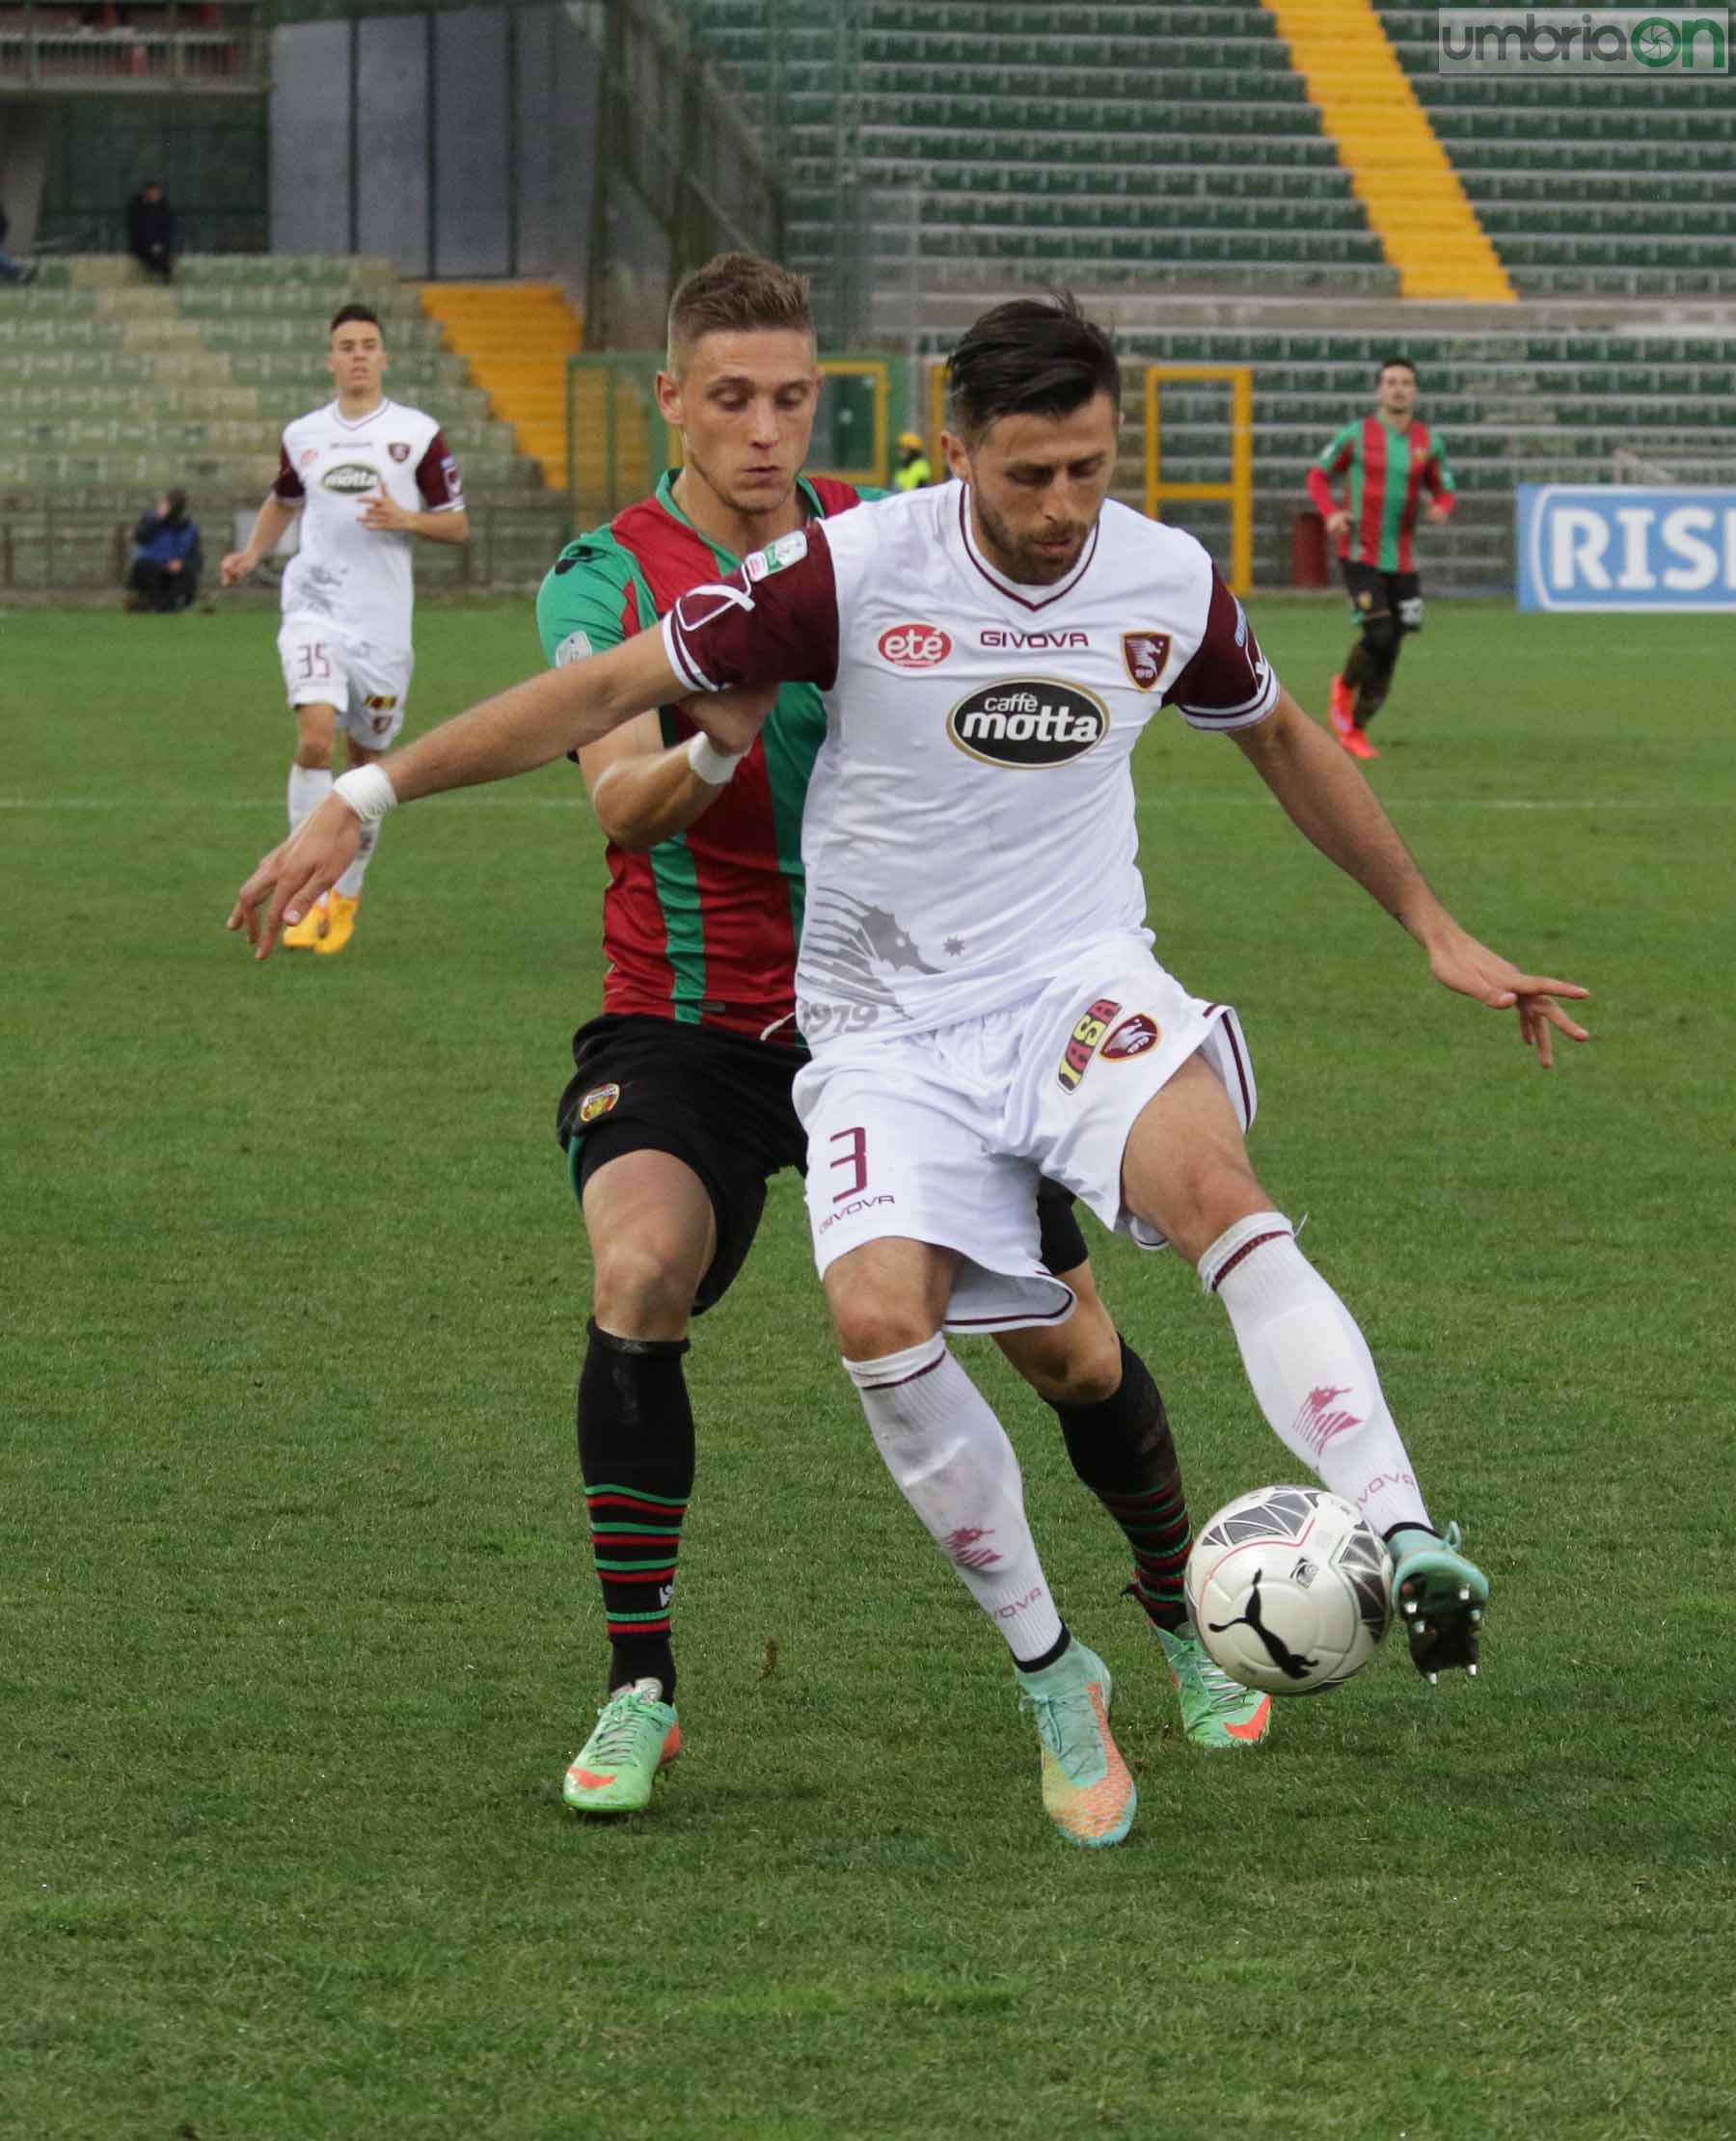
[0,1,269,94]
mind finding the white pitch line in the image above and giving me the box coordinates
[0,793,1714,815]
[0,794,594,812]
[1138,796,1690,813]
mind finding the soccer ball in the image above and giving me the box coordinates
[1184,1485,1393,1695]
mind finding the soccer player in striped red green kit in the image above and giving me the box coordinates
[1307,357,1455,761]
[533,255,1267,1825]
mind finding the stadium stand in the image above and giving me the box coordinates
[1375,3,1736,299]
[1096,307,1736,591]
[677,0,1736,592]
[416,282,583,491]
[8,0,1732,599]
[0,254,568,593]
[684,0,1398,302]
[1260,0,1511,300]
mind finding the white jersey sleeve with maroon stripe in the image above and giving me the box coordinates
[661,525,841,692]
[1163,568,1279,732]
[272,439,305,504]
[415,428,463,511]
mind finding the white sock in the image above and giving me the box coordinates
[845,1337,1065,1663]
[334,820,377,900]
[1201,1212,1432,1539]
[287,762,332,834]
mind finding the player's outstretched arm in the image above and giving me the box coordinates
[229,624,768,959]
[1233,687,1590,1068]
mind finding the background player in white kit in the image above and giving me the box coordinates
[220,304,469,955]
[231,298,1589,1853]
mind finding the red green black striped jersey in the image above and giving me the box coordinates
[1307,414,1456,572]
[535,471,871,1040]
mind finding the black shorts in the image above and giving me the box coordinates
[556,1013,1094,1315]
[558,1015,807,1315]
[1343,561,1424,632]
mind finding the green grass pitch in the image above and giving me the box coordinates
[3,593,1732,2140]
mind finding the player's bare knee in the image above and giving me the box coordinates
[1051,1307,1125,1405]
[828,1277,941,1365]
[1176,1160,1272,1267]
[1130,1144,1269,1267]
[292,708,337,770]
[1001,1295,1122,1405]
[589,1233,697,1341]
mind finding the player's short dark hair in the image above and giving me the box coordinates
[945,293,1122,444]
[330,303,384,339]
[665,254,814,369]
[1377,355,1418,381]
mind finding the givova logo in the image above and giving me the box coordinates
[946,678,1107,768]
[1439,9,1730,74]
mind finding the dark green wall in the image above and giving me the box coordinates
[36,98,268,253]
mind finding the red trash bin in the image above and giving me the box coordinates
[1291,508,1329,588]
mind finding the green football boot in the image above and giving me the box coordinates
[562,1678,682,1814]
[1153,1623,1273,1748]
[1016,1640,1136,1849]
[1387,1522,1488,1683]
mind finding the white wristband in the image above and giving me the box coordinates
[333,765,398,825]
[686,731,747,787]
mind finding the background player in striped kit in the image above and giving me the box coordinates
[1308,357,1455,761]
[534,255,1267,1820]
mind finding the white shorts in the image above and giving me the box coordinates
[277,612,413,749]
[793,940,1257,1333]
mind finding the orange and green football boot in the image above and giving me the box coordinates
[1153,1624,1272,1748]
[562,1678,681,1815]
[1016,1640,1135,1849]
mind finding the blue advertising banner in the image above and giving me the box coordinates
[1517,485,1736,611]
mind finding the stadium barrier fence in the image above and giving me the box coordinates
[0,498,570,596]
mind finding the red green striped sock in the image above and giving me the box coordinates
[586,1481,686,1694]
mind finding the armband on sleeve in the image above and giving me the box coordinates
[663,525,841,693]
[1165,570,1281,733]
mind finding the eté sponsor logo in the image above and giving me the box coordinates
[878,622,952,668]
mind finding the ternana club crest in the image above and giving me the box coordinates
[578,1082,620,1124]
[1121,631,1172,691]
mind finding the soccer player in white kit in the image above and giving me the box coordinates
[232,296,1589,1852]
[221,304,469,955]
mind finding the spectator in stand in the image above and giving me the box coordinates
[126,180,176,280]
[0,203,39,285]
[127,490,202,611]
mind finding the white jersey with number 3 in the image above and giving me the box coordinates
[662,486,1279,1044]
[272,398,462,649]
